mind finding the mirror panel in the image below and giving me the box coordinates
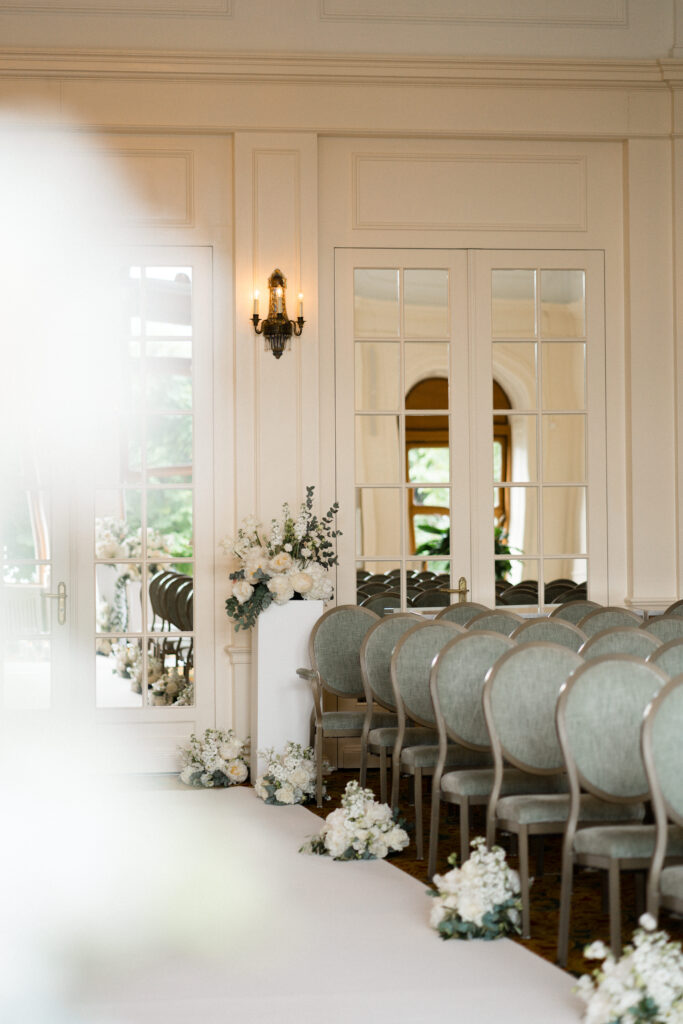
[492,343,537,409]
[543,558,588,588]
[3,637,51,710]
[146,414,193,485]
[404,345,449,403]
[355,342,400,411]
[96,638,144,709]
[503,415,537,482]
[144,267,193,338]
[355,416,401,484]
[356,488,401,558]
[492,269,536,339]
[540,270,585,339]
[498,485,538,556]
[146,489,193,559]
[542,342,585,409]
[404,268,449,339]
[542,415,585,482]
[354,269,400,338]
[543,487,586,554]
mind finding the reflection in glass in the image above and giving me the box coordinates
[354,269,400,338]
[356,488,401,558]
[499,558,539,587]
[95,563,144,634]
[3,637,51,710]
[145,267,192,338]
[543,558,587,586]
[407,445,449,485]
[406,417,448,474]
[1,487,50,563]
[355,342,400,411]
[147,490,193,559]
[411,508,449,558]
[149,655,194,707]
[542,343,585,410]
[2,565,51,634]
[146,346,193,411]
[503,415,537,483]
[148,566,193,633]
[492,343,537,409]
[404,346,449,404]
[498,485,538,556]
[492,269,536,339]
[95,491,143,557]
[543,487,586,555]
[404,268,449,338]
[95,638,144,708]
[540,270,585,339]
[542,416,585,482]
[355,416,400,484]
[146,414,193,484]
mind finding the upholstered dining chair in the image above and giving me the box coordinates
[466,609,524,635]
[358,612,423,799]
[641,674,683,922]
[576,605,641,638]
[296,604,395,806]
[579,626,662,661]
[664,598,683,617]
[510,617,587,651]
[555,656,679,966]
[549,599,601,624]
[411,588,449,608]
[434,601,489,626]
[389,620,488,858]
[359,591,401,616]
[647,637,683,676]
[641,614,683,643]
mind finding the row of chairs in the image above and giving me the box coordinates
[149,568,194,669]
[356,570,589,610]
[297,601,683,962]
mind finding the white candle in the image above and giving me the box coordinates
[253,290,259,316]
[298,293,304,318]
[276,287,283,314]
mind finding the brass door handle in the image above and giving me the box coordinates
[44,581,67,625]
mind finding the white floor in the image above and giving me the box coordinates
[1,778,585,1023]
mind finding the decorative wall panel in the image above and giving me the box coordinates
[321,0,626,26]
[105,150,194,227]
[0,0,230,14]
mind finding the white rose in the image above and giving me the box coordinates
[290,571,314,595]
[244,548,269,581]
[385,826,409,852]
[219,740,241,760]
[430,902,448,929]
[267,575,294,605]
[254,778,270,801]
[275,783,295,804]
[269,551,293,573]
[226,760,248,784]
[289,766,310,788]
[179,765,197,785]
[231,579,254,604]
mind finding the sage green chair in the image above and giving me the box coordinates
[549,599,601,624]
[435,601,489,626]
[389,620,488,858]
[579,626,662,661]
[577,606,641,638]
[664,598,683,618]
[296,604,395,806]
[556,656,677,965]
[647,637,683,677]
[466,609,524,635]
[360,591,401,617]
[483,643,646,939]
[359,612,423,800]
[511,617,587,652]
[641,614,683,644]
[642,674,683,921]
[411,588,449,608]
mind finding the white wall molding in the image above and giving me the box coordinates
[320,0,627,29]
[0,0,231,15]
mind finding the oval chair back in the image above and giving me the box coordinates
[466,609,524,636]
[360,613,423,712]
[577,605,641,638]
[641,614,683,643]
[360,591,401,617]
[510,617,586,651]
[390,620,464,729]
[647,637,683,676]
[309,604,380,699]
[549,598,600,624]
[435,601,488,626]
[411,588,449,608]
[664,598,683,618]
[579,626,661,661]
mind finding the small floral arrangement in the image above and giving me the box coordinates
[576,915,683,1024]
[179,728,249,788]
[150,667,194,707]
[428,837,522,940]
[95,517,176,636]
[220,485,341,631]
[300,780,409,860]
[254,741,331,805]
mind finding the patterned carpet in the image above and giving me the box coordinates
[307,769,683,977]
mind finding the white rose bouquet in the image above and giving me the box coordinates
[254,741,331,805]
[300,780,409,861]
[179,728,249,788]
[220,485,341,632]
[576,915,683,1024]
[428,837,522,940]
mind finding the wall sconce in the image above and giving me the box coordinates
[251,268,304,359]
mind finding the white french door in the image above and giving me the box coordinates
[335,248,607,610]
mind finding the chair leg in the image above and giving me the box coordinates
[518,827,531,940]
[315,730,323,808]
[391,754,400,812]
[379,747,388,804]
[359,739,368,789]
[414,768,423,860]
[460,799,470,865]
[428,791,441,879]
[608,860,622,955]
[557,846,574,968]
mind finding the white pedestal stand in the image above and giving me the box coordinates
[250,599,323,781]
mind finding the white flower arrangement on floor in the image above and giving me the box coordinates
[220,485,341,631]
[179,728,249,788]
[150,667,194,707]
[300,780,409,860]
[254,742,331,805]
[576,914,683,1024]
[428,837,522,941]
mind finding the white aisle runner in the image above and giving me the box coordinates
[65,781,582,1024]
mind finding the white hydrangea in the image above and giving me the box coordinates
[429,837,522,940]
[301,780,409,861]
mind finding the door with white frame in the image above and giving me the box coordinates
[1,247,216,772]
[335,248,607,614]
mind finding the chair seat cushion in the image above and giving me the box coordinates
[495,793,645,827]
[660,864,683,901]
[402,744,491,770]
[573,824,683,860]
[440,768,568,799]
[321,710,397,733]
[368,726,437,750]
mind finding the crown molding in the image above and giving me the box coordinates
[0,48,680,87]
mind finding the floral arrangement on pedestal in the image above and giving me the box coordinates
[220,486,341,632]
[254,741,331,805]
[576,914,683,1024]
[179,728,249,788]
[300,780,409,860]
[428,837,522,940]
